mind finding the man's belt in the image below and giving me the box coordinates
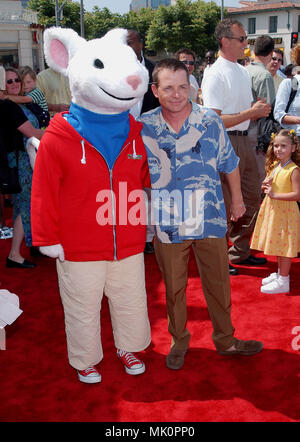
[227,130,248,136]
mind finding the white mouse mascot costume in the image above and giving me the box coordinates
[31,27,151,384]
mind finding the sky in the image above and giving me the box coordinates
[83,0,241,14]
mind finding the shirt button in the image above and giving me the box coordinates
[177,177,181,181]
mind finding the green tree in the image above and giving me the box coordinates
[27,0,223,55]
[118,8,155,42]
[86,7,155,42]
[85,7,122,40]
[146,0,222,57]
[192,0,223,54]
[27,0,82,34]
[27,0,56,27]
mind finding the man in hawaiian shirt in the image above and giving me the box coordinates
[139,58,263,370]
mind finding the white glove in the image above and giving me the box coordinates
[39,244,65,262]
[25,137,40,169]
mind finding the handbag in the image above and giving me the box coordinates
[256,112,281,153]
[0,150,21,194]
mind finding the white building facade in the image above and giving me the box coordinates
[227,0,300,65]
[0,0,44,71]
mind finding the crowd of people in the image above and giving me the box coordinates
[1,18,300,383]
[0,64,69,267]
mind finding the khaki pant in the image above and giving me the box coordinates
[56,253,151,370]
[221,134,261,263]
[154,236,235,352]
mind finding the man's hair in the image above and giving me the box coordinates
[284,63,294,76]
[175,48,196,62]
[273,48,283,58]
[214,18,243,48]
[152,58,189,86]
[126,29,143,43]
[254,35,274,57]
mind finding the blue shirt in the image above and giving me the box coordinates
[274,74,300,136]
[66,102,130,169]
[139,103,239,243]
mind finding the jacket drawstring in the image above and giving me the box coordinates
[80,138,136,165]
[80,139,86,164]
[132,139,137,159]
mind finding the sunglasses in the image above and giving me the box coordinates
[228,36,248,42]
[181,60,195,66]
[272,56,282,62]
[6,78,21,84]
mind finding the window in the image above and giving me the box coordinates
[0,49,19,68]
[248,17,256,35]
[269,16,278,33]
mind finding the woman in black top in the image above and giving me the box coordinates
[0,97,43,268]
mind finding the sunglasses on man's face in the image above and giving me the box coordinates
[6,78,21,84]
[228,36,248,42]
[272,56,282,63]
[181,60,195,66]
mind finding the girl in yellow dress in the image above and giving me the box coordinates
[251,129,300,294]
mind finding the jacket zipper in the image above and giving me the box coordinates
[109,169,117,260]
[88,140,131,261]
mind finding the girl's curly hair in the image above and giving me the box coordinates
[265,129,300,174]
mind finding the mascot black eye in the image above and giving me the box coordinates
[94,58,104,69]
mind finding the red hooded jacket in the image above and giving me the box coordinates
[31,113,150,261]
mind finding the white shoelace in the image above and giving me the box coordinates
[118,350,140,366]
[81,367,97,374]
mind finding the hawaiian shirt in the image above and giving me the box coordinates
[139,103,239,243]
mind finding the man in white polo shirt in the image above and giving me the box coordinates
[202,18,271,273]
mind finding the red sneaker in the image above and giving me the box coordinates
[117,349,145,375]
[77,366,101,384]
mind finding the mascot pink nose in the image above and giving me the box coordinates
[126,75,141,91]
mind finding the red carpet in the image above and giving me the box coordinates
[1,234,300,422]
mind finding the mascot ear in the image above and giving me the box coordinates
[43,27,86,76]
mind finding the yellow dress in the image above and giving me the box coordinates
[251,161,300,258]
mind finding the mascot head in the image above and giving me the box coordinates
[43,27,149,114]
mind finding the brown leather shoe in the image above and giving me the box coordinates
[166,348,187,370]
[238,255,267,266]
[218,338,263,356]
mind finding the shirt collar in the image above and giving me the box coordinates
[251,60,267,70]
[155,102,207,136]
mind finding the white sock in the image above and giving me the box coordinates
[278,275,290,284]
